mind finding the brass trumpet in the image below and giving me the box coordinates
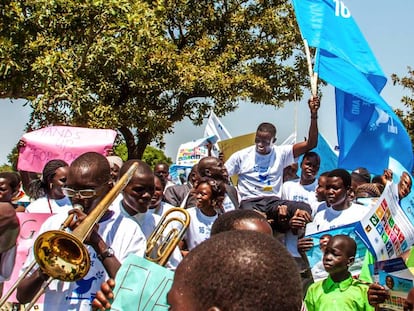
[145,207,190,266]
[0,162,139,310]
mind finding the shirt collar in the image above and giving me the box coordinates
[324,274,353,292]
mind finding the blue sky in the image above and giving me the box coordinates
[1,0,413,165]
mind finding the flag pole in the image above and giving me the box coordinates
[303,39,318,96]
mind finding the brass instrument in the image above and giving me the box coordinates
[0,162,139,310]
[145,207,190,266]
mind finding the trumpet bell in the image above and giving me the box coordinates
[34,230,90,282]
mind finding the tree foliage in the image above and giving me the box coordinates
[392,67,414,153]
[142,145,172,169]
[1,0,310,159]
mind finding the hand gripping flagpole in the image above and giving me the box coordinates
[303,39,318,97]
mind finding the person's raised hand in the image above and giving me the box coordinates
[308,96,320,115]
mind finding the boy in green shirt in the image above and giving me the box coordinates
[304,234,374,311]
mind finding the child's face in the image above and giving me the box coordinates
[326,177,348,207]
[195,183,212,210]
[149,177,163,209]
[0,178,14,202]
[322,238,352,274]
[122,172,155,214]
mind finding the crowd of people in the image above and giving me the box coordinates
[0,95,414,310]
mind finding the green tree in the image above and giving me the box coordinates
[1,0,310,159]
[142,146,172,169]
[0,164,13,172]
[392,66,414,153]
[111,142,172,168]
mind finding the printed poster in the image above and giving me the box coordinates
[371,257,414,311]
[354,183,414,261]
[175,135,217,166]
[305,223,368,281]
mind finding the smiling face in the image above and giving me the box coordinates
[195,182,213,211]
[255,131,275,155]
[149,175,164,209]
[398,172,412,200]
[325,176,349,210]
[49,166,69,199]
[122,172,155,215]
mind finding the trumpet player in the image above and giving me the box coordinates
[115,160,183,270]
[16,152,147,311]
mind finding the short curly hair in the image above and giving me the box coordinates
[177,230,302,311]
[211,209,268,235]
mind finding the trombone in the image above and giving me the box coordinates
[0,162,139,310]
[145,207,190,266]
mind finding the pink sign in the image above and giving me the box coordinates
[17,126,117,172]
[3,213,52,303]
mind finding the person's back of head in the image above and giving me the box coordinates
[351,167,371,192]
[211,209,272,235]
[355,182,384,198]
[119,159,153,179]
[170,230,302,311]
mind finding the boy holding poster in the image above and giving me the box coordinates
[304,235,373,311]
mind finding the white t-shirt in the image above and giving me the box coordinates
[308,202,371,233]
[184,207,217,251]
[21,207,146,311]
[225,145,294,200]
[281,179,318,257]
[149,201,176,217]
[26,196,72,214]
[282,179,319,214]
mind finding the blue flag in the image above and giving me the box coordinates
[292,0,413,175]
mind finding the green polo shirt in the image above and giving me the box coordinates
[304,274,374,311]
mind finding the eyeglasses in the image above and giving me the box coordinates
[62,187,97,199]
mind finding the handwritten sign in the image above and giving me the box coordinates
[17,126,117,172]
[111,255,173,311]
[3,213,52,305]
